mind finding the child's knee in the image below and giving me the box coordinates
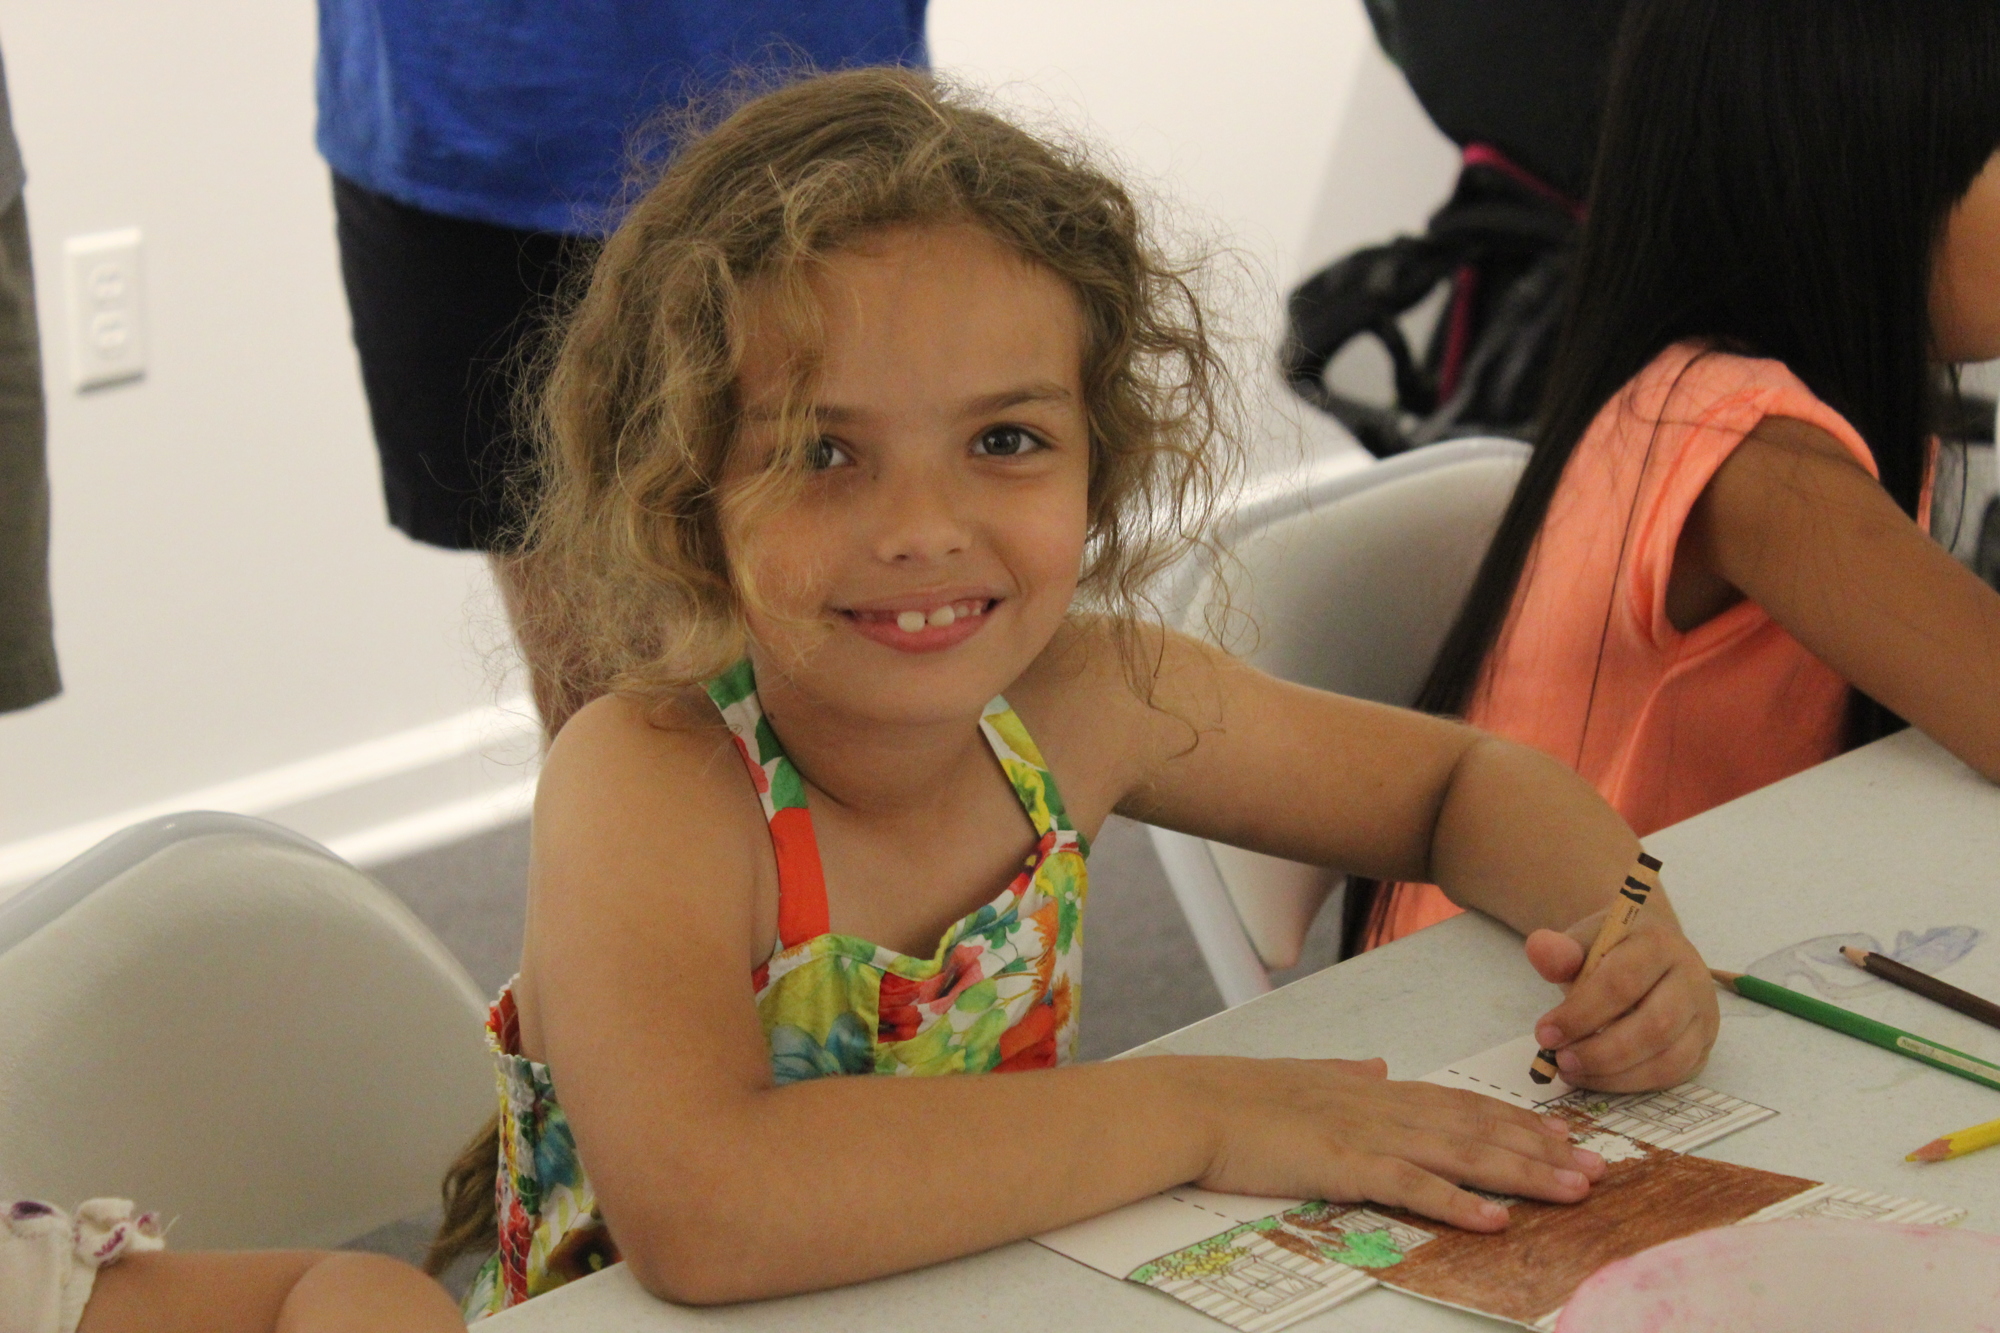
[285,1250,463,1326]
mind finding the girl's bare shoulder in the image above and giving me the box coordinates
[1009,614,1149,713]
[1018,613,1231,700]
[547,687,733,773]
[518,692,780,1056]
[536,688,768,862]
[1005,618,1228,821]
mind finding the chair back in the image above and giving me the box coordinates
[0,812,493,1250]
[1162,438,1528,979]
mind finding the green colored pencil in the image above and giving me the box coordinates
[1711,968,2000,1094]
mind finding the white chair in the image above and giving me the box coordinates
[0,811,493,1250]
[1150,436,1530,1007]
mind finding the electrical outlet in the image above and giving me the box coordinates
[64,228,146,391]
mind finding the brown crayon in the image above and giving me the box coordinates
[1529,851,1662,1084]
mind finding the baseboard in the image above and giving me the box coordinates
[0,701,542,897]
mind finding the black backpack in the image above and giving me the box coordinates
[1284,0,1627,457]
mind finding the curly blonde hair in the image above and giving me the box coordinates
[519,64,1241,710]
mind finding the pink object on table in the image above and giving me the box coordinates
[1556,1217,2000,1332]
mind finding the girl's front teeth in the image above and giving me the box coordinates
[891,602,980,632]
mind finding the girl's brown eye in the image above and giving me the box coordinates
[974,425,1042,457]
[808,437,852,470]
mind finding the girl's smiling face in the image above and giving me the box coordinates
[725,223,1093,724]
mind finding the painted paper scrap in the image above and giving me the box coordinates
[1034,1034,1958,1333]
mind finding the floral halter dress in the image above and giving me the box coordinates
[463,660,1090,1317]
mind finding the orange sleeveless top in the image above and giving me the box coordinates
[1374,344,1931,946]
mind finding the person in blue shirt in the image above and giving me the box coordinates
[317,2,929,733]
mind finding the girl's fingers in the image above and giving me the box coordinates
[1568,1017,1714,1094]
[1524,926,1587,985]
[1384,1088,1568,1152]
[1348,1084,1606,1194]
[1389,1091,1601,1176]
[1216,1069,1617,1234]
[1387,1126,1598,1203]
[1555,975,1691,1080]
[1554,942,1718,1090]
[1387,1079,1560,1139]
[1316,1066,1554,1142]
[1343,1154,1512,1233]
[1535,928,1677,1048]
[1561,1007,1695,1087]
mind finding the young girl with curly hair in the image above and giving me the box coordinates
[421,65,1716,1316]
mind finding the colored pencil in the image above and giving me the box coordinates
[1838,946,2000,1034]
[1529,851,1662,1084]
[1907,1114,2000,1163]
[1710,968,2000,1094]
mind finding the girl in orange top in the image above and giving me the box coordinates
[1360,0,2000,973]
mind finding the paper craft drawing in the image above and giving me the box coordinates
[1418,1035,1777,1151]
[1365,1130,1817,1328]
[1121,1202,1427,1333]
[1741,1183,1965,1227]
[1036,1189,1387,1332]
[1035,1034,1963,1333]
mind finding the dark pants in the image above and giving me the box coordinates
[0,193,54,712]
[332,174,598,551]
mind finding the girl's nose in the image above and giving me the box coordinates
[870,461,971,565]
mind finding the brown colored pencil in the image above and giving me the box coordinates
[1838,946,2000,1034]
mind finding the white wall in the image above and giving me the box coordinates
[0,1,1458,891]
[933,2,1371,292]
[929,1,1456,335]
[0,0,534,890]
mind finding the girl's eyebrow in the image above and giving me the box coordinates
[742,382,1075,425]
[957,382,1075,416]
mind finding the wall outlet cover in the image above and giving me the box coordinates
[64,228,146,391]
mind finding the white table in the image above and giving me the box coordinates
[486,729,2000,1330]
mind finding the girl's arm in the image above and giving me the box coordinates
[1679,414,2000,781]
[517,697,1603,1305]
[1115,634,1718,1092]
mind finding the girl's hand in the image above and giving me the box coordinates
[1191,1056,1606,1232]
[1526,912,1718,1092]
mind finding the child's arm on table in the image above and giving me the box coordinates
[1678,414,2000,781]
[1119,633,1718,1093]
[513,696,1602,1306]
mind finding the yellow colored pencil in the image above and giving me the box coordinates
[1907,1115,2000,1163]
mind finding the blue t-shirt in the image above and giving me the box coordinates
[316,1,928,235]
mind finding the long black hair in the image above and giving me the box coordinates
[1345,0,2000,954]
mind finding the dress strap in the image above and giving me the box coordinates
[979,697,1088,856]
[704,661,829,949]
